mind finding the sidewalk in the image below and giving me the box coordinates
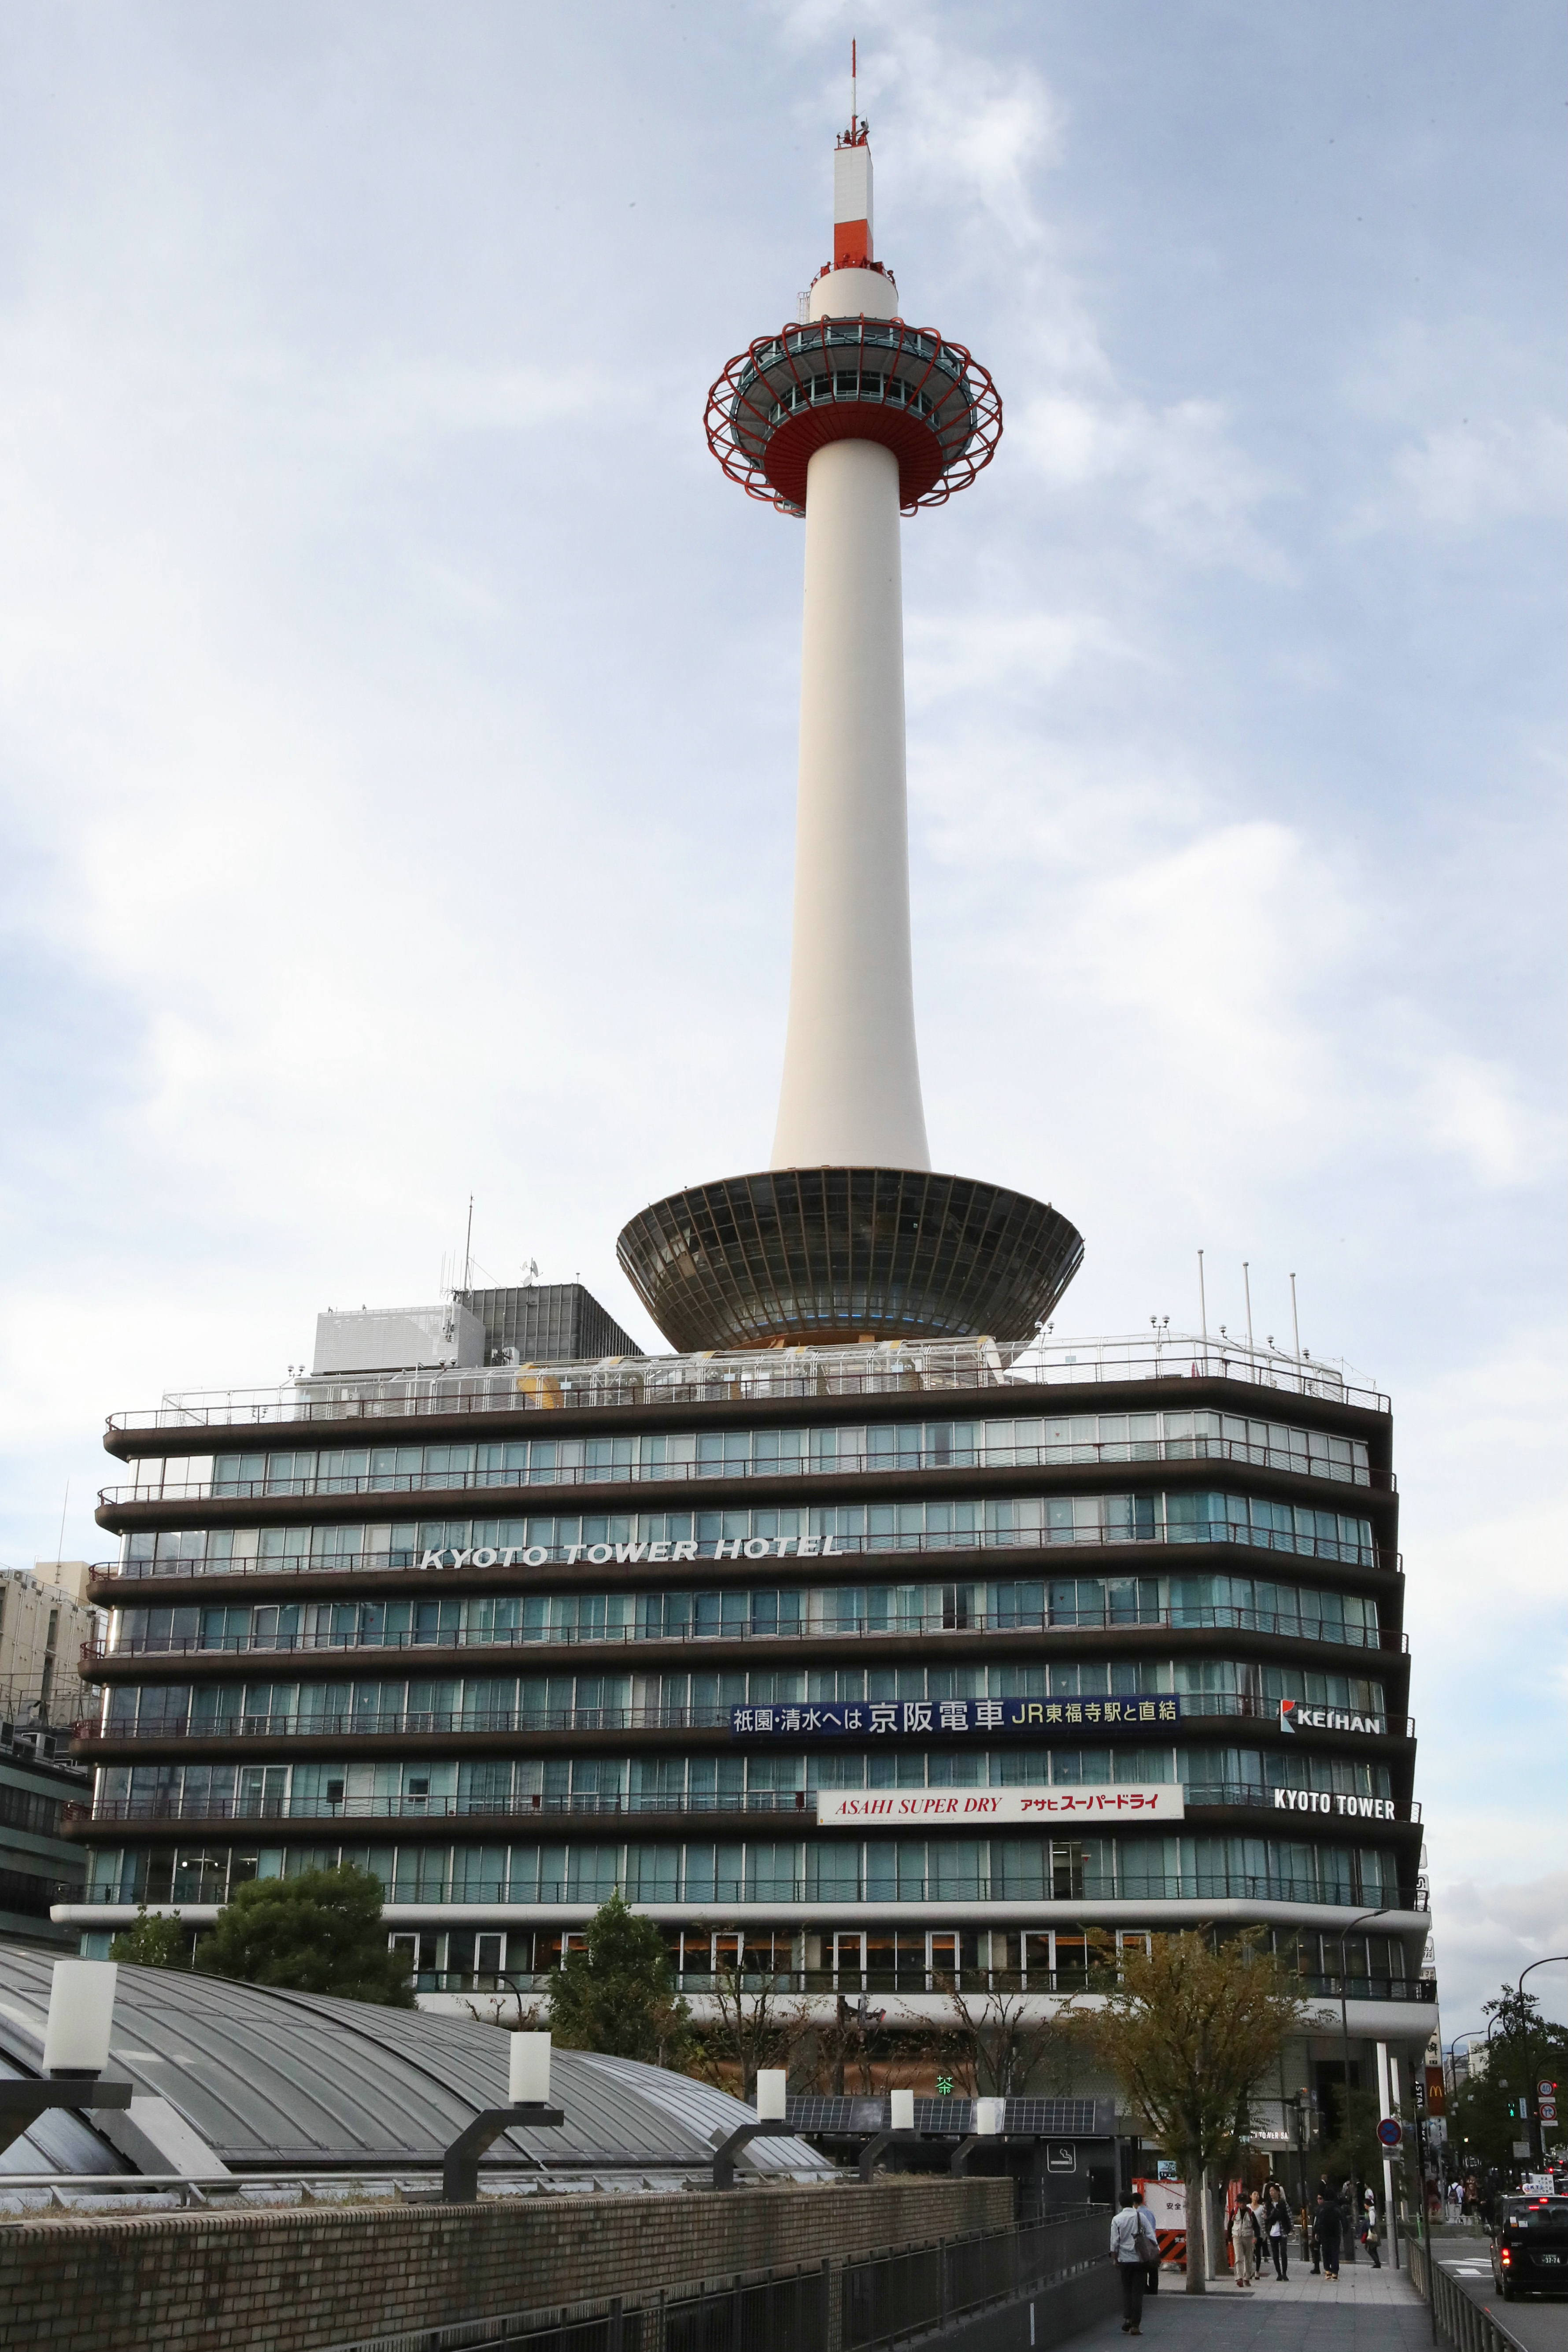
[1061,2258,1433,2348]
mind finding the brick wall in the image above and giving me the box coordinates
[0,2177,1013,2352]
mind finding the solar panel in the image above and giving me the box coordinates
[784,2094,1113,2138]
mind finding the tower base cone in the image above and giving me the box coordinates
[616,1168,1083,1355]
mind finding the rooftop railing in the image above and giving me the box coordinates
[87,1603,1405,1664]
[103,1332,1390,1437]
[74,1781,1420,1827]
[79,1694,1411,1743]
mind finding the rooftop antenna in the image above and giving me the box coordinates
[54,1479,70,1567]
[1197,1249,1208,1344]
[1289,1272,1302,1359]
[851,38,858,141]
[462,1196,474,1294]
[1243,1261,1254,1353]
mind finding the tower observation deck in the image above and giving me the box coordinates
[616,117,1083,1353]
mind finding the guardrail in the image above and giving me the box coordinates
[103,1335,1390,1435]
[85,1604,1405,1663]
[79,1695,1414,1742]
[1407,2229,1530,2352]
[91,1525,1398,1580]
[75,1866,1427,1911]
[70,1780,1420,1828]
[103,1434,1387,1504]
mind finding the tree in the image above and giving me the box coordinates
[939,1974,1079,2100]
[196,1865,415,2005]
[691,1928,807,2102]
[1083,1931,1322,2295]
[1450,1988,1568,2179]
[547,1892,691,2066]
[108,1908,197,1969]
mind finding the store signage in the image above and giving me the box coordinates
[730,1696,1183,1738]
[815,1785,1185,1824]
[1279,1699,1386,1737]
[1270,1789,1399,1821]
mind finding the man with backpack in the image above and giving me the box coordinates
[1110,2188,1161,2334]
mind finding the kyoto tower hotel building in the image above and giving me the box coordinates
[67,109,1436,2135]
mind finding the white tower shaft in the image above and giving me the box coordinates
[770,264,930,1173]
[770,436,929,1171]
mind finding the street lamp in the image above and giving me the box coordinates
[1333,1904,1401,2261]
[0,1961,133,2156]
[1513,1955,1567,2173]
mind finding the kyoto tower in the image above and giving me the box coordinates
[617,82,1083,1350]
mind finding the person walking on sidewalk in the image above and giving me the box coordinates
[1110,2189,1160,2334]
[1264,2184,1292,2279]
[1230,2193,1261,2287]
[1315,2180,1345,2282]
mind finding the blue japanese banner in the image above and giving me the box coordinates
[729,1695,1183,1737]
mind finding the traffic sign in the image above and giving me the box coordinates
[1538,2081,1555,2097]
[1541,2101,1558,2126]
[1377,2117,1403,2149]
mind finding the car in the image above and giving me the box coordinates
[1490,2196,1568,2300]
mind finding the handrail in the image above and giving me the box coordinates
[101,1433,1387,1504]
[84,1604,1406,1664]
[78,1696,1414,1743]
[73,1870,1430,1910]
[73,1781,1420,1827]
[91,1525,1397,1580]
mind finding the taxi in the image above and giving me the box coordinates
[1490,2195,1568,2300]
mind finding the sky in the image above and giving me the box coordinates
[0,1,1562,2036]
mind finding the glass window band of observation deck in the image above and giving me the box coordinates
[84,1833,1409,1913]
[706,321,1002,517]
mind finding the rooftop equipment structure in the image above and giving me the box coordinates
[618,96,1083,1350]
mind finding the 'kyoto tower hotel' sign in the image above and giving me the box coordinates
[618,84,1083,1352]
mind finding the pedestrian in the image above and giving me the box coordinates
[1229,2194,1260,2288]
[1264,2183,1292,2279]
[1362,2202,1382,2269]
[1447,2180,1463,2225]
[1248,2191,1268,2279]
[1110,2188,1159,2335]
[1315,2179,1344,2282]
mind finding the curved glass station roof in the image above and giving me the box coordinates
[0,1949,828,2182]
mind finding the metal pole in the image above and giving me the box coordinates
[1516,1954,1568,2174]
[1289,1273,1301,1360]
[1198,1250,1208,1348]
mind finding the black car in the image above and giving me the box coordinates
[1490,2196,1568,2299]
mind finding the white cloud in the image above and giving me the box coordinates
[1008,392,1288,573]
[1387,414,1568,532]
[1431,1873,1568,2036]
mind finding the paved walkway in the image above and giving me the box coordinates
[1061,2259,1434,2348]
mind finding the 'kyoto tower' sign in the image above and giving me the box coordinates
[618,102,1083,1351]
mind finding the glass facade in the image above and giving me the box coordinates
[76,1343,1424,2027]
